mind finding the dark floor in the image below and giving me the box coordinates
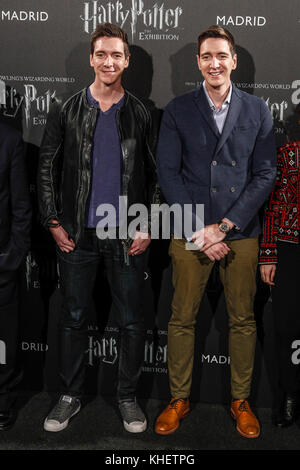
[0,392,299,451]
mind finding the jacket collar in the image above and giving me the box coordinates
[193,84,219,138]
[193,83,242,154]
[82,86,129,109]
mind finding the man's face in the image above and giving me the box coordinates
[90,36,129,86]
[197,37,237,91]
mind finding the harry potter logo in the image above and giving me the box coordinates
[0,84,56,127]
[144,340,167,366]
[81,0,183,41]
[86,335,167,368]
[86,335,118,366]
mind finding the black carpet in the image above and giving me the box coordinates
[0,392,299,452]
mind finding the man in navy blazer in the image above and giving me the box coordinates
[0,120,31,430]
[155,26,276,438]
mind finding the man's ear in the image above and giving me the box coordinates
[232,53,237,70]
[124,55,130,69]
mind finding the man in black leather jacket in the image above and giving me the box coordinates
[38,23,158,433]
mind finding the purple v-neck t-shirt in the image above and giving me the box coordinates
[85,87,125,228]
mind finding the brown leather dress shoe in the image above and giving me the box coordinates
[155,398,190,435]
[231,399,260,438]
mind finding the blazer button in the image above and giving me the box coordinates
[211,187,217,193]
[232,160,236,166]
[212,160,217,166]
[230,187,235,192]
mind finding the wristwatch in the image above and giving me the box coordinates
[218,221,231,234]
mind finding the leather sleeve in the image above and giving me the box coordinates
[37,97,64,228]
[143,104,163,233]
[146,105,162,202]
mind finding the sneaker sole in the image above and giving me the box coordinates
[44,404,81,432]
[123,419,147,433]
[230,410,260,439]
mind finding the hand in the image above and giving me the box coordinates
[204,242,230,261]
[260,264,276,286]
[192,224,226,251]
[127,231,151,255]
[49,221,75,253]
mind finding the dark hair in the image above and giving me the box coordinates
[197,25,236,56]
[90,23,130,57]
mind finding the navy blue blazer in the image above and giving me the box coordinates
[157,83,277,239]
[0,121,31,271]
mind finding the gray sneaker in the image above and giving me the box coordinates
[118,398,147,433]
[44,395,81,432]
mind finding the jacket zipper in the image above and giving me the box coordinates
[116,107,129,198]
[75,106,98,242]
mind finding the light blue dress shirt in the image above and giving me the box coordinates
[203,81,232,134]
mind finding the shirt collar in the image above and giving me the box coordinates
[203,81,232,111]
[86,86,125,111]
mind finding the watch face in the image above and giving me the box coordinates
[219,223,229,233]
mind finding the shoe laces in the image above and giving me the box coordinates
[170,398,186,410]
[48,397,78,421]
[49,402,70,421]
[119,399,145,423]
[238,400,249,412]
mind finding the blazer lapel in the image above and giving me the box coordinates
[214,85,242,156]
[193,85,220,139]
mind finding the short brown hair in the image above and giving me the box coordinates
[90,23,130,57]
[197,25,236,56]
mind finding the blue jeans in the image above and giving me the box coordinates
[57,229,147,400]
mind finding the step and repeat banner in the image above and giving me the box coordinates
[0,0,299,407]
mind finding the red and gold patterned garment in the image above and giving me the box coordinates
[259,140,300,264]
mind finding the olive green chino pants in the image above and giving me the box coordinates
[168,236,258,400]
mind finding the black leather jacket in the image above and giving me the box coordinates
[38,88,159,243]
